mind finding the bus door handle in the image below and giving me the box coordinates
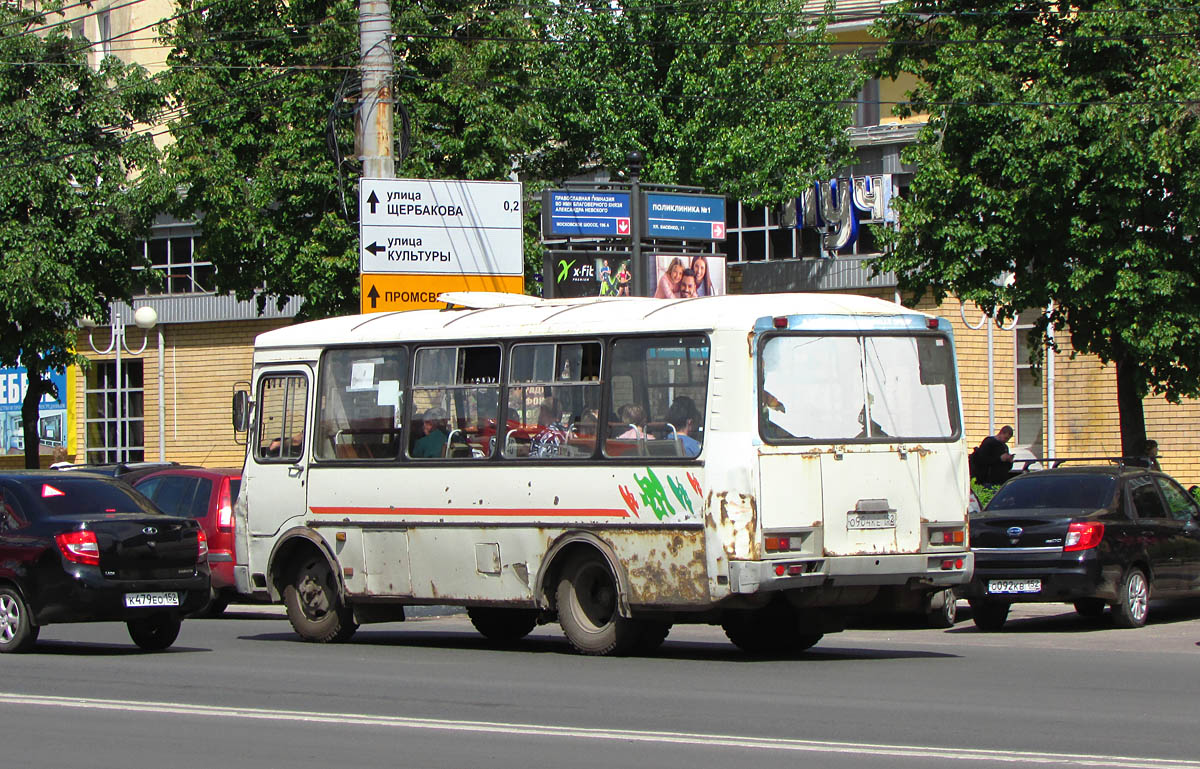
[287,464,304,478]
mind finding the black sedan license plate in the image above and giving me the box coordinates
[987,579,1041,594]
[124,592,180,608]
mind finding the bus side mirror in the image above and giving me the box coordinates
[232,390,251,433]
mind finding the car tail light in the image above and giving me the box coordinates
[217,483,234,532]
[56,530,100,566]
[1064,521,1105,552]
[196,528,209,562]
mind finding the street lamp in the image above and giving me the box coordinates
[81,305,158,463]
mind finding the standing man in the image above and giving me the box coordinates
[969,425,1014,485]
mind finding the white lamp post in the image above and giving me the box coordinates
[81,305,158,463]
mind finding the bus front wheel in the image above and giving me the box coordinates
[284,554,358,643]
[556,555,638,656]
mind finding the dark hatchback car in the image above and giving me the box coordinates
[962,466,1200,630]
[133,468,241,616]
[0,472,210,653]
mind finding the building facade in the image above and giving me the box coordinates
[6,0,1197,484]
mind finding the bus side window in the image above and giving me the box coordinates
[315,346,408,461]
[605,336,709,460]
[255,374,308,462]
[505,341,602,459]
[410,345,499,460]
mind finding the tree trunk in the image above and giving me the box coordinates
[20,357,52,470]
[1115,354,1146,459]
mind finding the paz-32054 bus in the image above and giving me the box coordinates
[231,292,972,655]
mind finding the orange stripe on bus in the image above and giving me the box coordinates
[308,506,631,518]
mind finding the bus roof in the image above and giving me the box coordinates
[254,292,937,350]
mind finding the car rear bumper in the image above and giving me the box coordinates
[208,550,236,591]
[959,549,1118,602]
[31,566,211,625]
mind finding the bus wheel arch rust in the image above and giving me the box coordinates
[536,532,632,619]
[270,527,358,643]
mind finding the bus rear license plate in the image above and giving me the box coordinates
[987,580,1041,594]
[847,512,896,529]
[125,592,180,608]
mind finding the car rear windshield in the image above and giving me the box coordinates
[984,474,1118,513]
[12,477,161,520]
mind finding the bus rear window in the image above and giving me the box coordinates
[760,333,959,443]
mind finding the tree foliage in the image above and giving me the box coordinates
[0,2,166,467]
[871,0,1200,451]
[162,0,863,316]
[537,0,863,205]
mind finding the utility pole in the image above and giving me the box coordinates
[359,0,394,179]
[627,151,645,297]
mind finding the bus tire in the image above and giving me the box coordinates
[284,554,358,643]
[721,603,822,656]
[556,555,638,656]
[468,607,539,643]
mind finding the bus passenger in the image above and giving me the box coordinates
[616,403,654,440]
[413,407,449,458]
[667,396,702,457]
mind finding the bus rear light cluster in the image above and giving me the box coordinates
[765,536,792,552]
[774,563,807,577]
[940,558,965,570]
[929,528,965,546]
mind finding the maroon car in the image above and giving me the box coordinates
[133,468,241,616]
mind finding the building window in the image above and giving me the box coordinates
[1014,309,1044,457]
[854,79,881,128]
[84,360,145,463]
[137,225,214,295]
[98,11,112,59]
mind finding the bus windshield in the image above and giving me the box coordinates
[760,333,959,442]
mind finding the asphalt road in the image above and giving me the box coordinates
[2,600,1200,769]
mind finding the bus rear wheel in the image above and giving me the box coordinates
[556,555,638,656]
[468,607,539,643]
[284,554,358,643]
[721,603,823,656]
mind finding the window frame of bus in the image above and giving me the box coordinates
[756,329,962,445]
[253,371,310,463]
[312,345,409,463]
[504,340,603,460]
[603,334,710,460]
[407,344,501,460]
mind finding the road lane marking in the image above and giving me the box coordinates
[0,692,1194,768]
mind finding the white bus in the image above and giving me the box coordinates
[232,292,972,655]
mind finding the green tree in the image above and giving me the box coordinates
[163,1,863,313]
[536,0,863,205]
[162,0,555,316]
[0,3,166,468]
[871,0,1200,454]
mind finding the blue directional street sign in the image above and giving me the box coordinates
[542,190,632,238]
[643,192,727,241]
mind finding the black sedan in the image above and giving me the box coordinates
[961,465,1200,630]
[0,471,211,652]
